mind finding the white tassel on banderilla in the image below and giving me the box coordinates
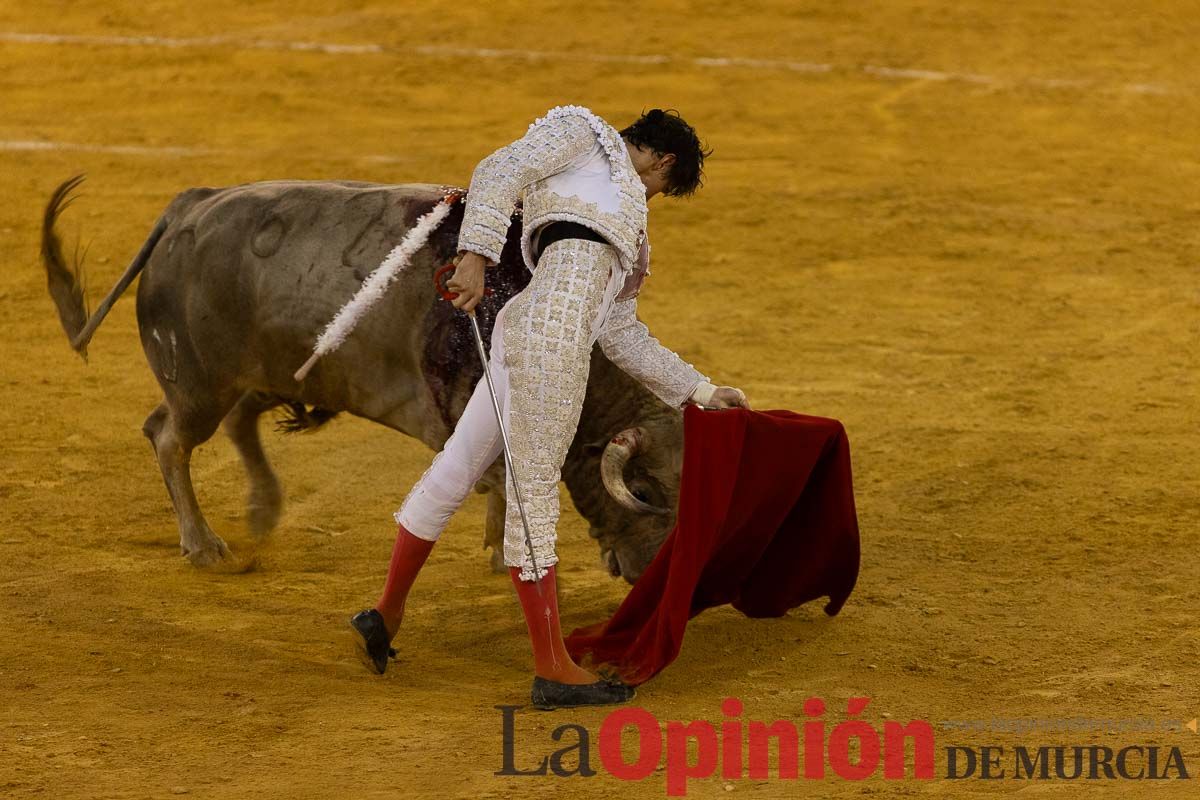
[294,191,462,382]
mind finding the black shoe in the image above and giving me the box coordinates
[350,609,395,675]
[530,675,636,710]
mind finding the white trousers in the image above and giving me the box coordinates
[395,239,624,580]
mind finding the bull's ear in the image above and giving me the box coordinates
[582,437,609,458]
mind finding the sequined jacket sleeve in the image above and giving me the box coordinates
[597,297,710,409]
[457,115,599,263]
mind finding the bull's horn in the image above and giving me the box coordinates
[601,427,670,515]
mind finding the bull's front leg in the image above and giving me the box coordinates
[474,458,508,573]
[483,484,507,573]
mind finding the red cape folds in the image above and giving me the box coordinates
[565,405,861,686]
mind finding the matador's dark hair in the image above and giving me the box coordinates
[620,109,712,197]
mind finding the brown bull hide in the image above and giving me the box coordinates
[41,177,683,582]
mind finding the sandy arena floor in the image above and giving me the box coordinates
[1,2,1197,797]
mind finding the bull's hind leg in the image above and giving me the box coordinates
[222,391,284,538]
[142,397,236,566]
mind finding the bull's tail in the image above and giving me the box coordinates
[41,174,169,361]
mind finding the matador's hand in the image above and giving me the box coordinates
[710,386,751,410]
[447,251,489,313]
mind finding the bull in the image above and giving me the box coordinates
[40,175,686,582]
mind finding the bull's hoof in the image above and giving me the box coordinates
[530,676,636,711]
[488,547,506,574]
[182,536,231,567]
[350,609,396,675]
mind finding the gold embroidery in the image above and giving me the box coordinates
[457,112,598,263]
[596,297,709,409]
[520,189,645,272]
[501,239,615,580]
[456,105,649,272]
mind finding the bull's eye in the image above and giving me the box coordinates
[630,481,656,505]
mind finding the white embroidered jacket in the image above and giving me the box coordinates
[457,105,716,409]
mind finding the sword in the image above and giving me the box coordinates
[434,262,544,595]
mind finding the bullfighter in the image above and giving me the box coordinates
[352,105,750,709]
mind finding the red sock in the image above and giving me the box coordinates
[374,523,435,638]
[509,565,596,685]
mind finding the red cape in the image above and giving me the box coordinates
[566,405,861,685]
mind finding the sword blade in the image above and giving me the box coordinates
[467,313,543,592]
